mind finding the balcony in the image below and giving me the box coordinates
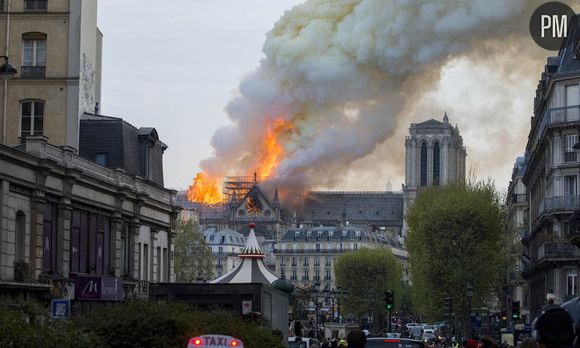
[530,105,580,154]
[24,0,47,11]
[538,196,580,217]
[565,151,578,162]
[537,241,580,263]
[21,66,45,78]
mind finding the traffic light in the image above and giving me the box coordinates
[511,301,521,320]
[443,297,453,318]
[384,290,394,311]
[501,310,507,321]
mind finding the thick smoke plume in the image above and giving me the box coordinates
[200,0,541,197]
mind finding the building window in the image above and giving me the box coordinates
[120,224,130,277]
[42,203,58,273]
[567,270,578,296]
[316,243,320,252]
[291,269,297,280]
[314,269,320,281]
[15,211,26,263]
[325,269,331,281]
[24,0,48,11]
[280,257,286,266]
[20,100,44,142]
[280,268,285,278]
[156,246,162,282]
[218,246,223,254]
[292,257,297,266]
[303,257,309,266]
[433,142,440,185]
[22,32,46,77]
[143,243,149,281]
[325,257,331,267]
[95,153,107,166]
[420,142,427,186]
[314,257,320,266]
[565,176,577,196]
[303,269,309,281]
[565,134,578,162]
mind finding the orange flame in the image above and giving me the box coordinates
[186,173,224,204]
[252,118,293,177]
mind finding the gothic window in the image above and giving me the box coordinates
[433,142,440,185]
[420,142,427,186]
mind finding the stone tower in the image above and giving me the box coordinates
[402,113,467,236]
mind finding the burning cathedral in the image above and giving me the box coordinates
[177,113,466,240]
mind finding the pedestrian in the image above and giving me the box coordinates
[532,307,575,348]
[347,329,367,348]
[478,336,498,348]
[321,337,329,348]
[338,335,347,348]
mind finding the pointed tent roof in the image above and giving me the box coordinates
[210,222,279,285]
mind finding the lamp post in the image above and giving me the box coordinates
[466,283,474,339]
[310,281,322,340]
[0,55,16,145]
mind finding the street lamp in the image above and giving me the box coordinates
[310,281,322,340]
[0,56,17,80]
[466,283,474,339]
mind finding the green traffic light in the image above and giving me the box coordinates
[386,304,393,310]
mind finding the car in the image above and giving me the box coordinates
[366,337,426,348]
[423,332,437,340]
[288,336,320,348]
[407,326,423,339]
[386,333,402,338]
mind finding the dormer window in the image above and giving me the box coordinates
[342,230,347,239]
[318,231,323,239]
[306,231,312,240]
[328,231,334,239]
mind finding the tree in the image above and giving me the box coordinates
[334,248,403,332]
[174,219,213,282]
[406,181,506,323]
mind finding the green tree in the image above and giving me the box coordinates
[406,181,506,322]
[334,248,403,332]
[174,219,213,282]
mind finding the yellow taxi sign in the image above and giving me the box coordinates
[187,335,244,348]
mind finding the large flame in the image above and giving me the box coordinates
[186,173,224,205]
[252,118,294,177]
[187,118,293,205]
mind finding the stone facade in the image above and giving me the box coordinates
[0,135,178,299]
[274,226,408,292]
[402,113,466,236]
[0,0,102,148]
[521,17,580,319]
[506,156,529,321]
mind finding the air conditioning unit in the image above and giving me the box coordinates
[14,262,29,281]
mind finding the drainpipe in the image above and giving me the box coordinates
[2,0,11,144]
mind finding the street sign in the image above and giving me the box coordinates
[51,299,70,319]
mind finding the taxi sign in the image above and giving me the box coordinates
[187,335,244,348]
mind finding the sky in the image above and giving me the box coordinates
[96,1,574,193]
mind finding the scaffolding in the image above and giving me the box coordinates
[222,174,269,203]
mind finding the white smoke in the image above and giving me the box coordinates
[200,0,540,192]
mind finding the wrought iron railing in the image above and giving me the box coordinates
[21,66,46,78]
[24,0,47,11]
[537,241,580,262]
[565,151,578,162]
[539,195,580,216]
